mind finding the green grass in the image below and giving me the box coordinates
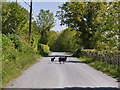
[34,54,42,59]
[65,52,73,56]
[2,52,38,88]
[65,52,120,81]
[78,56,120,81]
[2,34,51,87]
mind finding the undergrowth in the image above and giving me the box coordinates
[79,56,120,81]
[66,52,120,81]
[2,34,51,87]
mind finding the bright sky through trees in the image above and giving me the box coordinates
[7,1,68,31]
[21,2,68,31]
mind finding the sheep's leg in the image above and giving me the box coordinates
[60,61,61,64]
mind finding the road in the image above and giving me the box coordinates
[6,52,119,89]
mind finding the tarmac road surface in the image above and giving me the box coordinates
[6,52,119,89]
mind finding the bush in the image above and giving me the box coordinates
[2,34,15,50]
[2,34,51,87]
[2,34,37,87]
[2,51,37,87]
[7,34,23,52]
[30,34,39,54]
[72,49,82,58]
[2,34,19,87]
[38,44,51,56]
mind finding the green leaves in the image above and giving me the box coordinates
[37,9,55,30]
[7,34,23,52]
[2,2,29,35]
[36,9,55,44]
[56,2,120,50]
[52,28,79,52]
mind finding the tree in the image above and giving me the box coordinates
[47,30,58,51]
[56,2,104,49]
[36,9,55,44]
[94,2,120,50]
[56,2,120,50]
[54,28,78,52]
[2,2,29,35]
[115,2,120,50]
[0,1,1,33]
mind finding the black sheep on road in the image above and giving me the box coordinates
[51,57,55,62]
[59,57,67,64]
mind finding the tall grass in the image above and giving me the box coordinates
[66,52,120,81]
[79,56,120,81]
[2,34,51,87]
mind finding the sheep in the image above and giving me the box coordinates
[58,56,67,64]
[51,57,55,62]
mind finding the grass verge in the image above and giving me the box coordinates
[65,52,120,81]
[3,53,38,88]
[79,56,120,81]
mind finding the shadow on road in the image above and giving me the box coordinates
[2,87,119,90]
[52,61,84,64]
[65,61,83,63]
[47,55,73,57]
[47,55,84,64]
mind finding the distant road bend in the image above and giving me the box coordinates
[6,52,119,88]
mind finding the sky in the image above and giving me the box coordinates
[17,2,68,31]
[6,0,112,31]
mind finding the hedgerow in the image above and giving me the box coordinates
[2,34,51,87]
[70,49,120,81]
[38,44,51,57]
